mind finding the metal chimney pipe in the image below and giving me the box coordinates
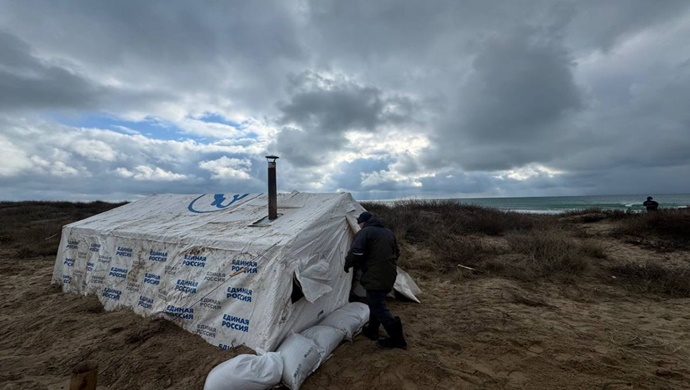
[265,155,279,220]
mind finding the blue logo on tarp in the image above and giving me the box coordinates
[103,288,122,301]
[138,295,154,309]
[165,305,194,320]
[187,193,260,214]
[221,314,250,332]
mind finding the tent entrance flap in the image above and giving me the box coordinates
[291,274,305,303]
[294,253,335,303]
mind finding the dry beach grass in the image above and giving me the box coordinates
[0,200,689,389]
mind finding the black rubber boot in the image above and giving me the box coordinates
[362,319,380,340]
[377,317,407,350]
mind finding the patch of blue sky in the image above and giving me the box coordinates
[51,113,201,141]
[196,112,242,129]
[242,131,261,140]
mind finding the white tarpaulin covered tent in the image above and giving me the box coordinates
[52,191,420,351]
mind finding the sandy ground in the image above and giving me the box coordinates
[1,221,690,390]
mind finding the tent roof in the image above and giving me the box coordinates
[68,191,360,247]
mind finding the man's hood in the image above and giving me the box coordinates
[363,217,385,228]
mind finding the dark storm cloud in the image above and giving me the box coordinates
[305,0,516,64]
[548,56,690,176]
[279,76,384,134]
[306,0,690,59]
[273,72,418,167]
[279,72,418,132]
[0,0,305,111]
[331,158,390,191]
[564,0,690,52]
[0,1,304,66]
[0,31,99,111]
[272,126,344,168]
[462,30,583,142]
[0,30,171,114]
[424,27,583,171]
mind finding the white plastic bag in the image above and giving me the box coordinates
[318,302,369,339]
[394,267,422,303]
[203,351,283,390]
[277,333,321,390]
[300,325,346,364]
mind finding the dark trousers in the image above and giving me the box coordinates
[366,289,395,327]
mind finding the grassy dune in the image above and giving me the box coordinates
[363,200,690,297]
[1,200,689,389]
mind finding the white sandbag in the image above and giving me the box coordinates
[277,333,321,390]
[318,302,369,340]
[339,301,369,319]
[300,325,346,364]
[203,351,283,390]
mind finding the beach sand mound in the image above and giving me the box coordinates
[1,214,690,389]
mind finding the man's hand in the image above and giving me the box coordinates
[344,251,359,273]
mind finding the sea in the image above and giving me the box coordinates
[382,194,690,214]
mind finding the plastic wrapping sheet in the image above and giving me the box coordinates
[53,191,366,351]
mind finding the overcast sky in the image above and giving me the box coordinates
[1,0,689,201]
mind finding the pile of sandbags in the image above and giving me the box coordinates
[204,302,369,390]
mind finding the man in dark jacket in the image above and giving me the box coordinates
[643,196,659,212]
[344,211,407,350]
